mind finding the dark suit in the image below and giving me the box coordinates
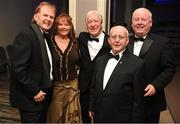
[127,33,176,121]
[10,23,54,122]
[78,32,111,122]
[89,50,145,123]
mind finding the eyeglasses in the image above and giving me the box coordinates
[110,35,127,41]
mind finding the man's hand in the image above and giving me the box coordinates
[33,90,46,102]
[89,111,94,123]
[144,84,156,97]
[89,111,94,118]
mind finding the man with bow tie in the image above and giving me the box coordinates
[88,26,145,123]
[77,10,111,123]
[127,8,176,123]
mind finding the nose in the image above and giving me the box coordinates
[137,19,143,24]
[115,36,120,41]
[62,24,66,28]
[45,17,51,22]
[91,21,95,27]
[47,15,54,21]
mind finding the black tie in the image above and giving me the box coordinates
[89,37,99,42]
[43,32,51,44]
[109,53,119,60]
[134,37,145,42]
[43,32,49,39]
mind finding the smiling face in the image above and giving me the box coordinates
[108,26,129,54]
[86,11,102,37]
[33,5,55,32]
[131,8,152,37]
[57,17,72,37]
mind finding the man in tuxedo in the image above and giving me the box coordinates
[9,2,56,123]
[88,25,145,123]
[78,10,111,123]
[127,8,176,123]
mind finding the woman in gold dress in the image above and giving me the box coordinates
[47,13,82,123]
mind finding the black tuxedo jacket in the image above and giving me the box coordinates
[89,50,145,122]
[127,33,176,114]
[10,23,54,111]
[78,32,111,94]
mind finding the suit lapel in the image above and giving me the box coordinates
[83,34,92,61]
[128,35,153,58]
[93,32,109,61]
[98,55,110,92]
[139,37,153,58]
[127,38,134,54]
[31,23,50,79]
[104,51,127,91]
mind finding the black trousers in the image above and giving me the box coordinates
[145,112,160,123]
[19,88,53,123]
[80,93,91,123]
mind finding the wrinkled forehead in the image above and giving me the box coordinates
[88,14,100,20]
[132,8,152,20]
[86,11,102,22]
[38,5,56,14]
[110,26,128,37]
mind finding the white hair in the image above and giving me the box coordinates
[86,10,103,23]
[110,25,129,37]
[132,7,152,21]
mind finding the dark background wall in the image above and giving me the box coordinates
[0,0,68,47]
[110,0,145,30]
[1,0,180,63]
[0,0,33,46]
[110,0,180,64]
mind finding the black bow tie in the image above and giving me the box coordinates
[43,32,50,39]
[134,37,145,42]
[89,37,99,42]
[109,53,119,60]
[43,32,51,44]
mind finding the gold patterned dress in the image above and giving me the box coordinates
[47,39,82,123]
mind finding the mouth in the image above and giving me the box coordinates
[137,25,144,29]
[90,28,97,31]
[114,44,121,47]
[44,20,51,26]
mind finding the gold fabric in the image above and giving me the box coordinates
[47,79,82,123]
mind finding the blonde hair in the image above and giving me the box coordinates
[32,1,56,22]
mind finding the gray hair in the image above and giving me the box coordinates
[132,7,152,21]
[86,10,103,23]
[110,25,129,38]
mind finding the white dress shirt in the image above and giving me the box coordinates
[44,39,53,80]
[103,50,124,90]
[133,35,146,56]
[133,41,143,56]
[88,32,105,60]
[41,29,53,80]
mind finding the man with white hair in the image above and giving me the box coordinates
[89,25,145,123]
[128,8,176,123]
[78,10,111,123]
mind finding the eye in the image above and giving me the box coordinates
[50,16,54,19]
[110,35,126,40]
[87,20,92,23]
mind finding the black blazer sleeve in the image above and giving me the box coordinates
[151,36,176,92]
[11,31,41,98]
